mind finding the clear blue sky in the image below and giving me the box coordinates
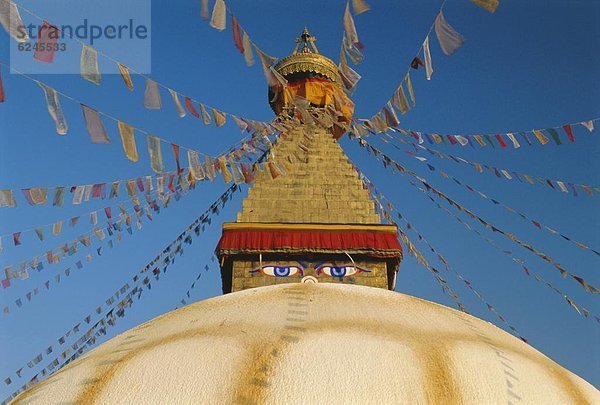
[0,0,598,397]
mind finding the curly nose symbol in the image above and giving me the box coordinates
[301,276,318,284]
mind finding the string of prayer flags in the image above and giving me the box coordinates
[395,140,600,256]
[33,21,59,63]
[38,83,67,135]
[357,138,600,295]
[147,135,164,173]
[80,45,101,85]
[0,163,264,396]
[376,118,598,148]
[360,170,525,339]
[469,0,499,13]
[81,105,110,143]
[423,36,433,80]
[143,79,162,110]
[117,63,134,91]
[209,0,226,31]
[118,121,138,162]
[0,0,28,42]
[434,12,465,56]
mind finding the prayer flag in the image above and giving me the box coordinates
[212,109,226,127]
[22,188,48,205]
[0,189,16,207]
[494,134,507,148]
[81,104,110,143]
[232,15,244,53]
[506,133,520,148]
[201,0,209,19]
[188,150,205,180]
[184,97,199,118]
[434,12,464,56]
[200,104,212,125]
[72,186,84,204]
[171,143,181,172]
[38,83,68,135]
[35,227,44,240]
[13,232,21,246]
[469,0,499,12]
[217,156,232,183]
[351,0,370,15]
[0,0,28,42]
[117,63,134,91]
[168,89,186,118]
[562,125,575,143]
[144,79,162,109]
[147,135,164,173]
[232,115,248,132]
[33,21,59,63]
[80,45,101,85]
[423,36,433,80]
[532,129,549,145]
[455,135,469,146]
[392,84,410,115]
[581,120,594,132]
[0,70,4,102]
[52,221,63,236]
[343,2,360,46]
[53,187,65,206]
[209,0,226,31]
[118,121,138,162]
[405,73,415,106]
[242,30,254,66]
[547,128,562,145]
[204,156,216,181]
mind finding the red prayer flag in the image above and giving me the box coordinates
[13,232,21,246]
[0,71,5,103]
[171,144,181,172]
[231,16,244,53]
[105,207,112,219]
[184,97,199,118]
[494,134,507,148]
[562,125,575,143]
[446,135,457,145]
[34,21,59,63]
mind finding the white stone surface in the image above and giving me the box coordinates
[13,284,599,404]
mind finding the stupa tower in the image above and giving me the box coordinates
[216,29,403,293]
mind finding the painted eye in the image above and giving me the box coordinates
[316,265,369,277]
[250,265,304,277]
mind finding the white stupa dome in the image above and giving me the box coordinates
[13,283,599,404]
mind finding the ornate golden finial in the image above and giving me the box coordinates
[293,27,319,54]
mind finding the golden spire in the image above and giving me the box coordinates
[293,27,319,54]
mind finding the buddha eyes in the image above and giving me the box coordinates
[251,266,304,277]
[249,264,370,278]
[316,265,369,278]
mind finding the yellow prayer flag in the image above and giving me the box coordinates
[468,0,499,13]
[200,104,212,125]
[431,133,442,144]
[118,121,138,162]
[405,72,415,106]
[212,108,227,127]
[473,135,486,147]
[117,63,134,91]
[532,130,549,145]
